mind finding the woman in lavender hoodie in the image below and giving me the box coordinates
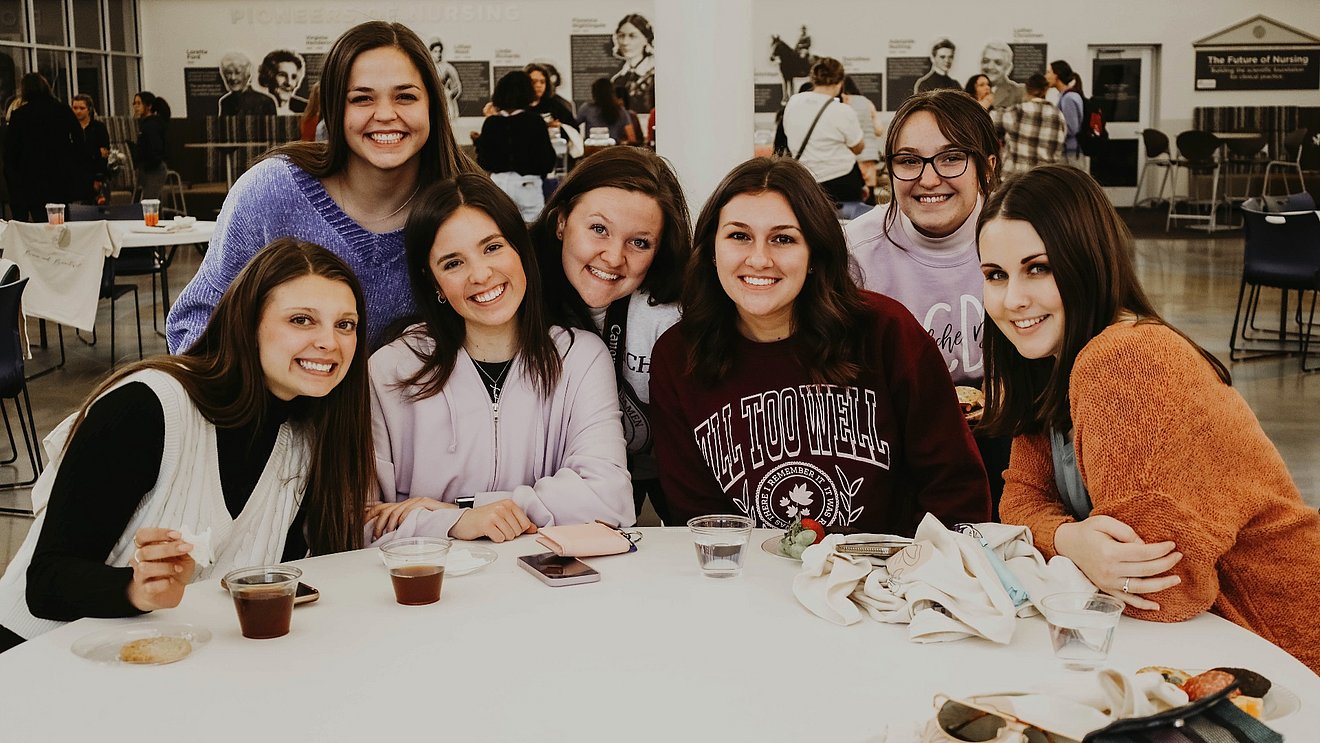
[366,174,634,543]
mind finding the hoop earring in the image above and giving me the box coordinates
[436,291,447,305]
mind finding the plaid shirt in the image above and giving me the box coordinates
[993,98,1067,175]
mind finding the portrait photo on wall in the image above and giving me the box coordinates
[611,12,655,112]
[769,24,815,105]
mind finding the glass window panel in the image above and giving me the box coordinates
[36,48,70,99]
[75,53,105,108]
[0,44,26,114]
[109,53,137,116]
[33,0,66,46]
[73,0,102,49]
[106,0,135,53]
[0,1,27,43]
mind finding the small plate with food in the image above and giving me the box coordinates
[71,622,211,665]
[956,385,985,423]
[1140,666,1300,721]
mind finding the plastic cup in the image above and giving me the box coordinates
[1041,592,1124,671]
[687,515,753,578]
[45,203,64,225]
[141,198,160,227]
[223,565,301,639]
[380,537,451,605]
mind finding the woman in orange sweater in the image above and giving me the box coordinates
[977,164,1320,673]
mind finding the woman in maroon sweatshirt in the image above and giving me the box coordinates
[650,157,990,535]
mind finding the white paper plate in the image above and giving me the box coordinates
[71,622,211,665]
[1181,669,1299,721]
[761,535,801,562]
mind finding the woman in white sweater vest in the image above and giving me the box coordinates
[0,238,374,652]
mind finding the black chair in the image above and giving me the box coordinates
[1223,135,1268,203]
[1133,129,1176,208]
[1230,196,1320,372]
[0,276,44,505]
[1167,130,1230,232]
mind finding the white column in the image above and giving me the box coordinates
[655,0,754,218]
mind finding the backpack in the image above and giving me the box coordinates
[1075,93,1108,157]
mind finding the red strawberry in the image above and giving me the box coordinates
[800,518,826,545]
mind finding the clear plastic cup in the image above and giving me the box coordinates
[223,565,302,639]
[45,203,64,225]
[1041,592,1124,671]
[141,198,161,227]
[687,515,754,578]
[380,537,451,605]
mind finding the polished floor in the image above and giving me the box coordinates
[0,228,1317,574]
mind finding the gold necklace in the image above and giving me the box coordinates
[333,179,421,225]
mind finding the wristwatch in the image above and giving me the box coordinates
[455,496,475,509]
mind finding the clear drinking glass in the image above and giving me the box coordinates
[1041,592,1124,671]
[223,565,302,639]
[380,537,451,606]
[687,515,753,578]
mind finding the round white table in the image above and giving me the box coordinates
[0,528,1314,741]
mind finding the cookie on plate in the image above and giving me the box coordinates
[118,636,192,664]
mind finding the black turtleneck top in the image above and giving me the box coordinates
[23,382,306,621]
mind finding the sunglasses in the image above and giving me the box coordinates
[935,696,1080,743]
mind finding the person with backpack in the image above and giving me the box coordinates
[1047,60,1085,167]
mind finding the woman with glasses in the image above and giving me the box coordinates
[650,157,989,536]
[844,89,1006,508]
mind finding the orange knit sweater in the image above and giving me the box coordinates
[1000,322,1320,674]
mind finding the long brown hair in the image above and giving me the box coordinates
[682,156,871,384]
[977,165,1230,437]
[396,174,562,399]
[529,147,691,331]
[70,239,372,554]
[882,89,1001,237]
[269,21,474,180]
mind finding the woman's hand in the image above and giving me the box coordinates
[450,499,538,542]
[366,498,454,540]
[1054,516,1183,610]
[125,528,196,612]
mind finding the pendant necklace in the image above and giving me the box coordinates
[473,358,514,403]
[333,179,421,225]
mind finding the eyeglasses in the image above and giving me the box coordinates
[887,149,973,181]
[935,696,1079,743]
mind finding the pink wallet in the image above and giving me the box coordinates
[535,522,634,557]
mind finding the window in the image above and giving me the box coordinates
[0,1,139,115]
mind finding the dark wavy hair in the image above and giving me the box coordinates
[70,239,372,554]
[963,74,989,97]
[134,90,170,119]
[491,70,534,112]
[977,165,1230,438]
[257,49,305,94]
[397,173,562,399]
[882,88,1001,238]
[681,156,871,384]
[269,21,474,180]
[529,147,691,331]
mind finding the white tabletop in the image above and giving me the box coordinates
[107,220,215,250]
[0,528,1314,741]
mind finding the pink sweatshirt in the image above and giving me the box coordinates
[369,325,635,544]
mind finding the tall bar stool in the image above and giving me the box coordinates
[1167,130,1231,232]
[1223,135,1268,203]
[1133,128,1176,208]
[1263,127,1309,197]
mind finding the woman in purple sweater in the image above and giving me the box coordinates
[650,157,990,536]
[366,174,633,543]
[167,21,476,354]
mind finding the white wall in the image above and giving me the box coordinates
[140,0,1320,140]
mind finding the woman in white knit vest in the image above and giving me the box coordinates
[0,238,374,652]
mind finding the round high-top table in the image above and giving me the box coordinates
[1,528,1315,741]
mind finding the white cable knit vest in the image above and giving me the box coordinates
[0,370,309,640]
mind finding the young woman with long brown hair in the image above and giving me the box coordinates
[651,157,990,535]
[168,21,477,354]
[980,165,1320,673]
[366,174,632,542]
[0,239,373,653]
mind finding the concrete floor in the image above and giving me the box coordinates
[0,229,1317,573]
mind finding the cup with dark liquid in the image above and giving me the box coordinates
[380,537,451,606]
[222,565,302,639]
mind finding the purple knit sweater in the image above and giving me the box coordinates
[165,157,416,353]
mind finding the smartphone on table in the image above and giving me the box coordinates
[517,552,601,587]
[220,577,320,605]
